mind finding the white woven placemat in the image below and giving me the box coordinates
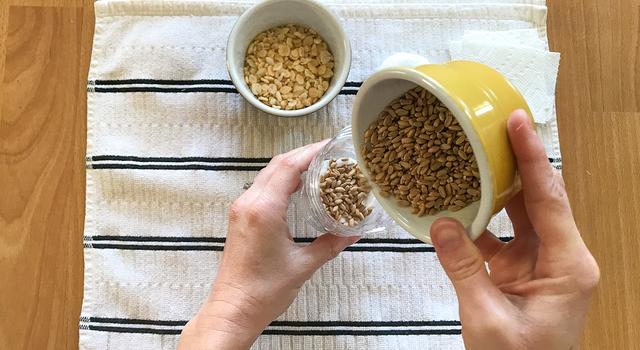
[80,1,558,349]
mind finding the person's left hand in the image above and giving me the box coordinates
[179,141,360,350]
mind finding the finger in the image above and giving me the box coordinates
[504,191,534,235]
[507,110,580,247]
[474,229,504,262]
[264,140,328,204]
[251,143,315,188]
[251,167,273,189]
[430,218,507,311]
[297,234,360,276]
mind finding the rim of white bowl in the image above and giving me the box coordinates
[226,0,352,118]
[352,67,493,241]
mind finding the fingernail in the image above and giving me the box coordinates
[349,236,361,244]
[431,222,463,252]
[513,110,531,132]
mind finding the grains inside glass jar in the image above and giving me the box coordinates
[244,24,335,110]
[319,158,372,227]
[361,86,481,216]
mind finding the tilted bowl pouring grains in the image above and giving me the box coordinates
[361,85,482,216]
[226,0,351,117]
[352,60,534,244]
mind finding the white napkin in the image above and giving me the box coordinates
[449,29,561,124]
[80,1,559,349]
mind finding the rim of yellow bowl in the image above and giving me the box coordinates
[352,66,493,241]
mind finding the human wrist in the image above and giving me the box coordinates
[180,300,263,350]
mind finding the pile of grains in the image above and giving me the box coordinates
[361,86,481,216]
[244,24,335,110]
[319,159,373,227]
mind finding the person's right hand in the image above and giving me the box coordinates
[430,110,600,350]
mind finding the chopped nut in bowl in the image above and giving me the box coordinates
[244,24,335,111]
[227,0,351,117]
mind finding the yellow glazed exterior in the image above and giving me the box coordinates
[351,60,534,241]
[413,61,534,213]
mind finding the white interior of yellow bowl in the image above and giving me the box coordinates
[351,67,493,243]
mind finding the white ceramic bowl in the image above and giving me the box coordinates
[226,0,352,117]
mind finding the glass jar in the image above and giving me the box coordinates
[300,126,390,237]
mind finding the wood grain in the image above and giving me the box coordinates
[548,0,640,348]
[0,0,638,349]
[0,2,91,350]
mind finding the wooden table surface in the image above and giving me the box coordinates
[1,0,638,349]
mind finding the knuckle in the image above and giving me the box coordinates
[278,155,299,172]
[550,171,568,200]
[447,254,484,282]
[270,153,300,174]
[255,167,268,179]
[245,204,265,226]
[228,200,245,223]
[554,170,567,190]
[271,154,287,166]
[528,170,570,211]
[229,199,266,227]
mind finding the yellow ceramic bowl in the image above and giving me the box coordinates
[352,60,534,243]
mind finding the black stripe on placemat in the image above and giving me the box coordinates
[85,317,460,327]
[88,235,226,243]
[86,236,512,245]
[270,320,461,327]
[90,163,266,171]
[87,244,224,251]
[347,246,434,252]
[90,155,272,163]
[92,79,364,87]
[86,244,433,253]
[85,325,181,335]
[85,236,513,252]
[93,87,239,93]
[92,86,359,95]
[89,79,362,95]
[261,329,462,336]
[86,317,186,326]
[297,237,426,245]
[87,155,559,171]
[84,236,435,252]
[90,157,560,165]
[81,317,462,336]
[94,79,233,86]
[85,244,434,253]
[86,236,427,245]
[83,325,461,336]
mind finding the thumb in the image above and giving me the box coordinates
[430,218,504,311]
[298,234,360,276]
